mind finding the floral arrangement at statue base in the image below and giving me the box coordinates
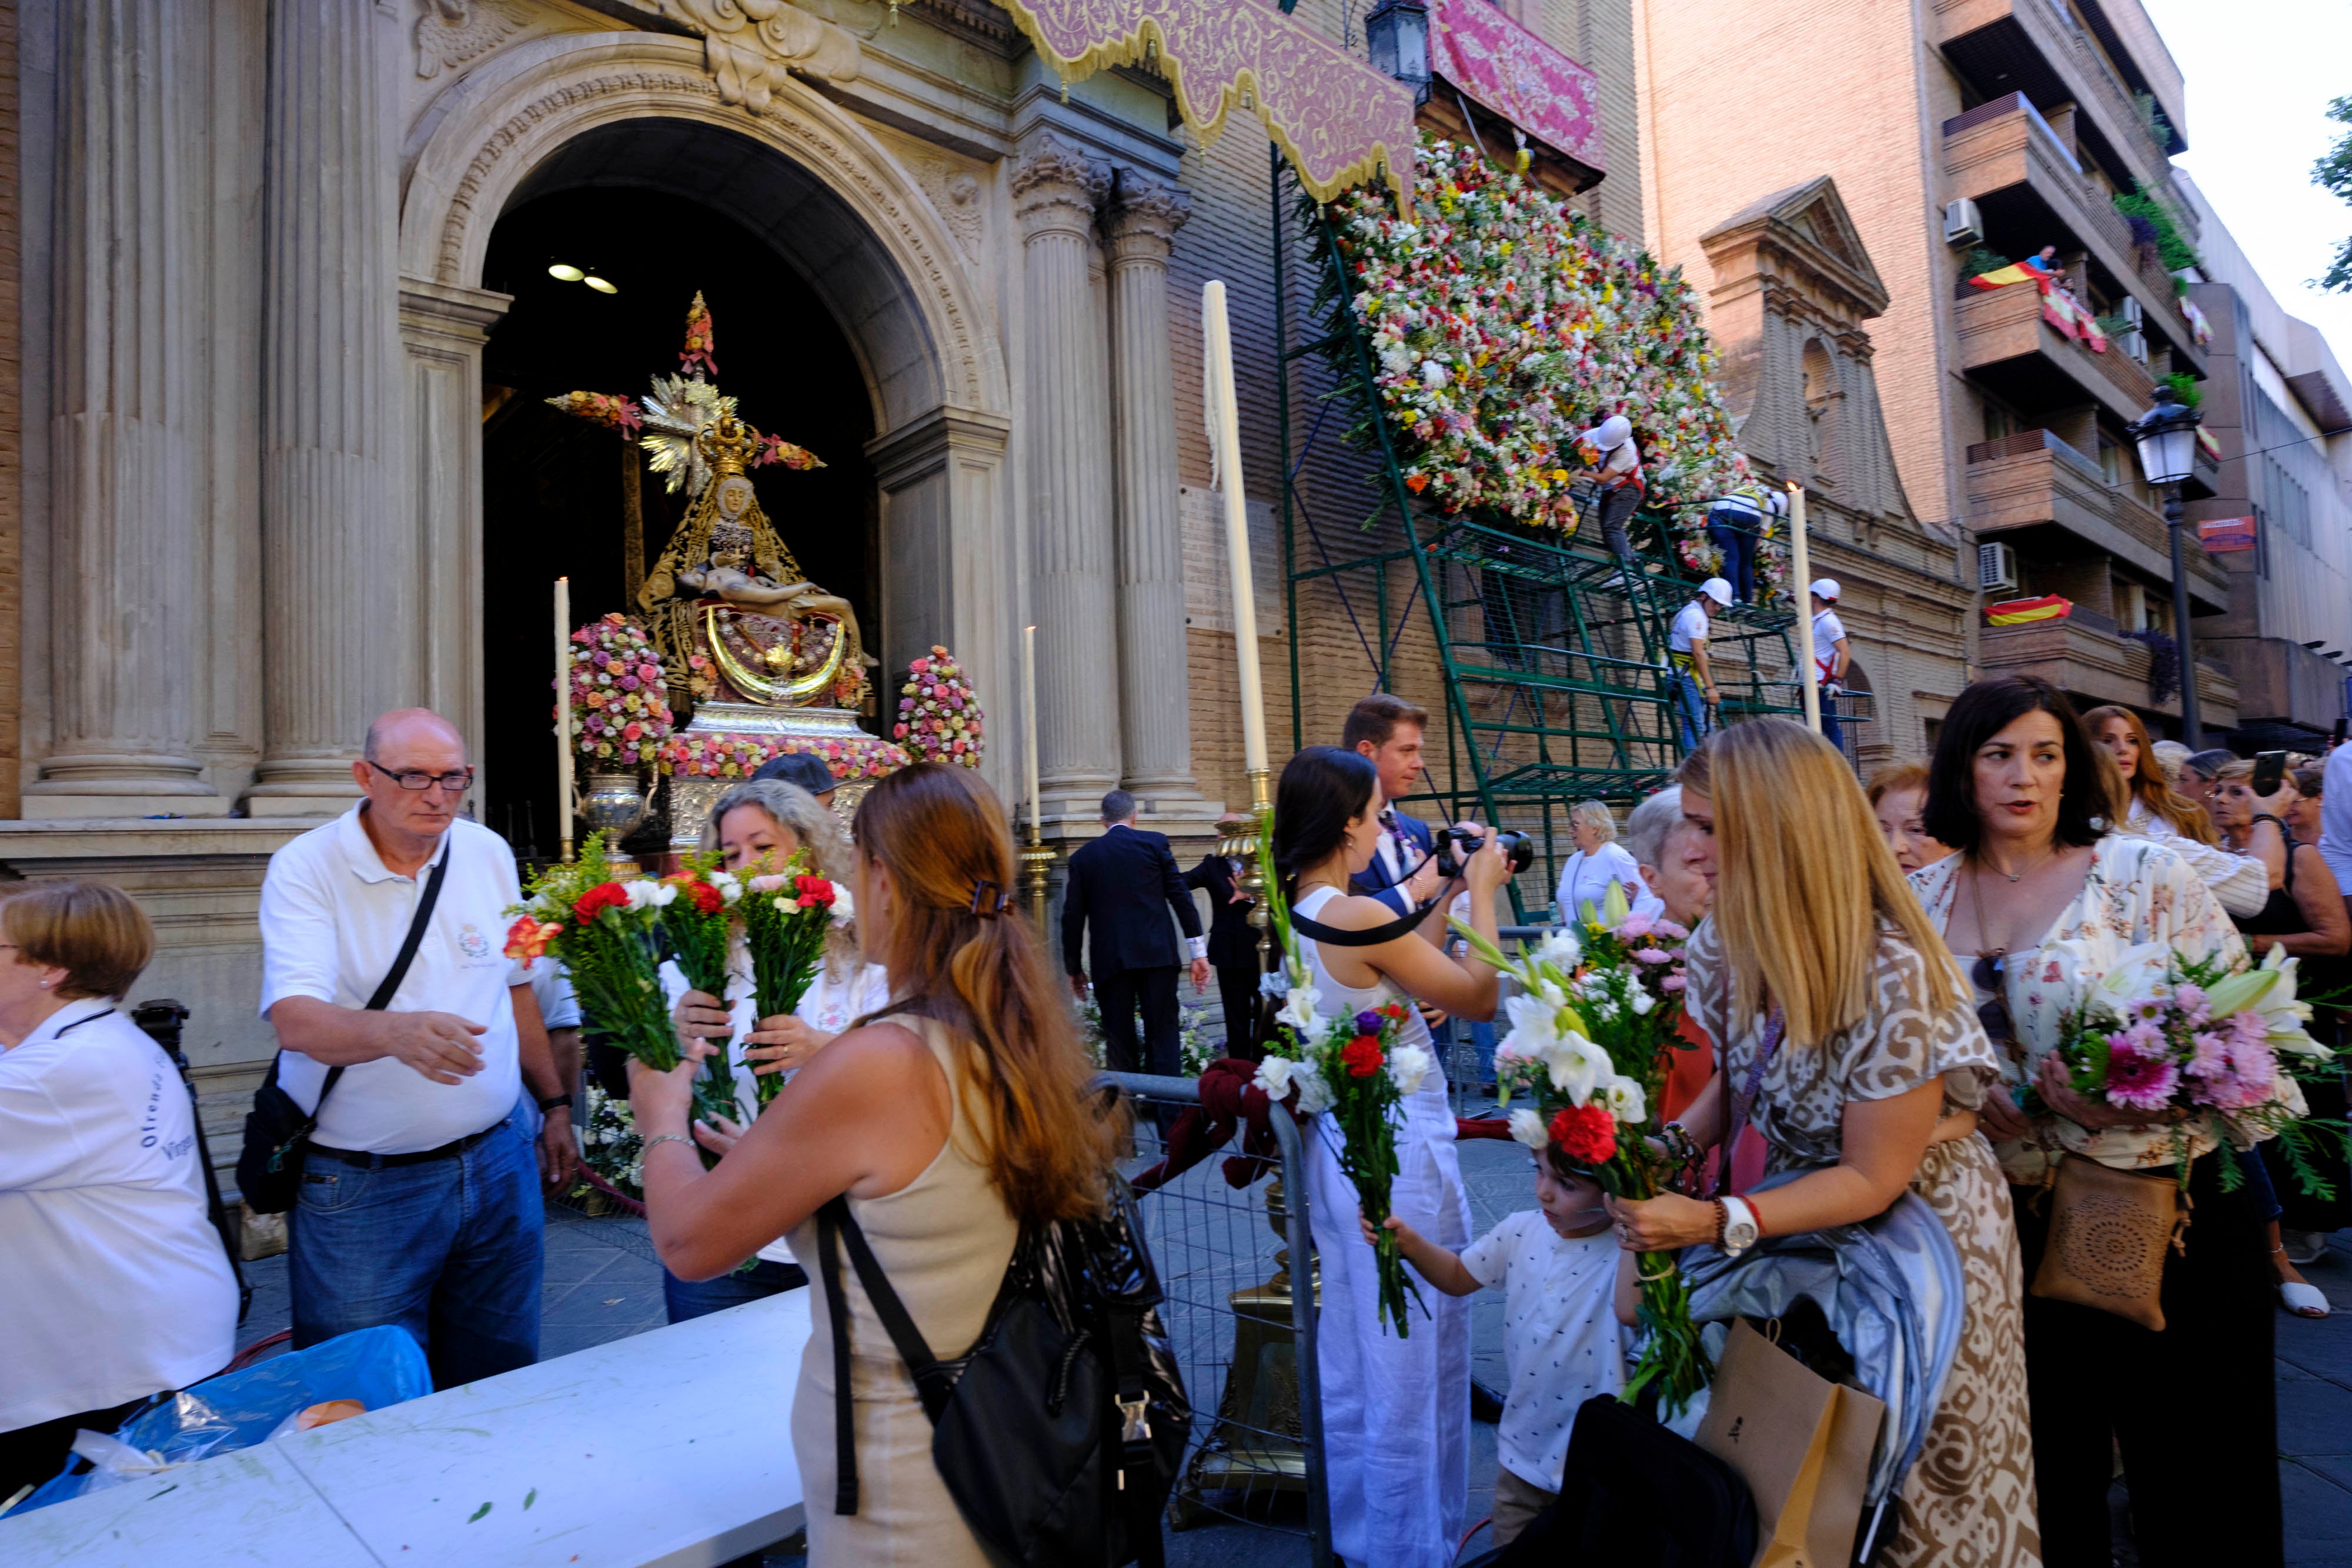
[1247,821,1436,1338]
[569,614,674,770]
[1452,883,1710,1415]
[659,728,910,782]
[1325,133,1766,592]
[2047,944,2340,1194]
[894,645,984,768]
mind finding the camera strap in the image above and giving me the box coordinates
[1291,898,1442,948]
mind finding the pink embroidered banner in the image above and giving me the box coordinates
[997,0,1415,203]
[1428,0,1605,173]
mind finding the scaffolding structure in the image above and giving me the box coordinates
[1273,155,1808,918]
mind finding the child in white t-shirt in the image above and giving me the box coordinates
[1370,1148,1631,1547]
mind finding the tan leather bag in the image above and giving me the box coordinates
[1697,1319,1886,1568]
[2027,1154,2186,1331]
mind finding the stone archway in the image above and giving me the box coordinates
[397,31,1014,800]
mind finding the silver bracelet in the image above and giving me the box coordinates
[642,1132,694,1157]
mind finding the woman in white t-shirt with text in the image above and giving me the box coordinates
[1551,799,1659,925]
[661,779,888,1321]
[0,882,237,1499]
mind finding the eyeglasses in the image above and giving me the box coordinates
[368,760,475,794]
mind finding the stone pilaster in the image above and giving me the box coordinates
[247,0,405,814]
[1013,132,1120,800]
[24,0,225,817]
[1105,173,1195,797]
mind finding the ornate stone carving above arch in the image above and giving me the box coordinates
[399,30,1007,428]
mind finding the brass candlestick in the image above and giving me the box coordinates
[1019,827,1055,937]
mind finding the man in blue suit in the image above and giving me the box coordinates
[1063,790,1209,1078]
[1344,693,1445,917]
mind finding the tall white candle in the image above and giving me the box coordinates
[1023,623,1042,841]
[555,577,574,860]
[1786,484,1820,735]
[1201,282,1269,784]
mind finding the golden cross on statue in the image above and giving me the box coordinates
[545,290,825,497]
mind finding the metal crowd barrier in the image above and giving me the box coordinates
[1088,1071,1332,1567]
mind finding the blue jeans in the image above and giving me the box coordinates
[290,1109,544,1390]
[1819,700,1844,755]
[1707,509,1758,603]
[1671,667,1709,751]
[664,1258,808,1323]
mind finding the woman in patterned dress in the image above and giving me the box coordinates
[1609,718,2041,1568]
[1913,677,2277,1567]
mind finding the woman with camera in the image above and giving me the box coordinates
[1271,745,1510,1568]
[0,882,239,1499]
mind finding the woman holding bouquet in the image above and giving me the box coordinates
[660,778,886,1320]
[631,764,1116,1567]
[1910,676,2276,1566]
[1606,718,2039,1568]
[1270,745,1510,1568]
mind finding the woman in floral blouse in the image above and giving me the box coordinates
[1913,676,2275,1567]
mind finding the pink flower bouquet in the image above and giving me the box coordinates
[567,614,673,769]
[893,645,984,769]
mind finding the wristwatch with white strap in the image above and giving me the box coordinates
[1718,1195,1761,1255]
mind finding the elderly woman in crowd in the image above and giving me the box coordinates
[1912,676,2274,1566]
[1866,763,1954,874]
[0,882,238,1498]
[1553,798,1657,925]
[1622,787,1715,1122]
[1608,720,2037,1567]
[2083,704,2267,917]
[660,778,887,1322]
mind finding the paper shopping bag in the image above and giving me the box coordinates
[1695,1318,1886,1568]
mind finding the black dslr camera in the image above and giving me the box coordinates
[1432,826,1535,879]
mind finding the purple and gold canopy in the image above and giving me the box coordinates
[1429,0,1605,175]
[997,0,1415,204]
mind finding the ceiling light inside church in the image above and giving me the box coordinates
[584,275,617,295]
[547,263,584,282]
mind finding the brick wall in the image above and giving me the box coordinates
[0,0,19,822]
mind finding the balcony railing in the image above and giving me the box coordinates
[1963,427,2229,607]
[1934,0,2175,190]
[1977,613,2238,724]
[1957,279,2157,421]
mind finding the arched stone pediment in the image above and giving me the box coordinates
[399,30,1008,430]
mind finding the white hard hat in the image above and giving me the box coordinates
[1700,577,1733,606]
[1810,578,1840,601]
[1582,414,1633,452]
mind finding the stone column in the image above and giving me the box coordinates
[24,0,225,817]
[1105,174,1196,796]
[246,0,405,814]
[1013,132,1120,799]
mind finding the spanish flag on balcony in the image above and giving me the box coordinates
[1969,263,2052,292]
[1984,594,2074,626]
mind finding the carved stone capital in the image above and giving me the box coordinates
[1105,175,1192,265]
[1013,132,1109,242]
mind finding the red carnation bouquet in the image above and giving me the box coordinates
[659,856,750,1154]
[740,855,851,1106]
[507,831,681,1069]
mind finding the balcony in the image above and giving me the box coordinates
[1933,0,2177,193]
[1956,277,2156,424]
[1977,614,2238,728]
[1965,428,2228,609]
[1943,93,2204,375]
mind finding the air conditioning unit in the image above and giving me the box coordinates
[1978,540,2019,593]
[1943,198,1984,248]
[2117,295,2144,326]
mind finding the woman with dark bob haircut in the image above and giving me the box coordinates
[1909,676,2278,1566]
[1271,744,1510,1568]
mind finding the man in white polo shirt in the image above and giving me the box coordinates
[259,708,572,1388]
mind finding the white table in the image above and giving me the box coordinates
[0,1290,810,1568]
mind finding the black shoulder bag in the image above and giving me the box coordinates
[816,1179,1189,1567]
[236,848,450,1213]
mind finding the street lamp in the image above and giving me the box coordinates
[2127,383,2206,747]
[1365,0,1432,103]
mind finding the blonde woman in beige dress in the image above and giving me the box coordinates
[629,763,1119,1566]
[1608,720,2040,1568]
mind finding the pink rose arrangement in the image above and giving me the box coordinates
[659,731,911,781]
[568,613,673,768]
[893,645,984,769]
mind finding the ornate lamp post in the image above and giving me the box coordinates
[2127,384,2206,748]
[1365,0,1432,104]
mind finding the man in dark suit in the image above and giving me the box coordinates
[1184,814,1264,1051]
[1344,693,1445,918]
[1063,790,1210,1078]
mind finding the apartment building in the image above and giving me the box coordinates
[2176,175,2352,747]
[1638,0,2235,748]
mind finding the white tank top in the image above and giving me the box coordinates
[1293,885,1448,1118]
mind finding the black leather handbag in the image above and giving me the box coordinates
[235,849,449,1213]
[817,1177,1189,1567]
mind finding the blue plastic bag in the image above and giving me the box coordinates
[15,1325,430,1513]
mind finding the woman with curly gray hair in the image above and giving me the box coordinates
[655,777,887,1322]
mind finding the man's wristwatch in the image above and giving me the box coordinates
[1718,1195,1760,1255]
[536,1092,574,1114]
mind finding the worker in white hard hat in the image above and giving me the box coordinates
[1669,577,1734,750]
[1808,578,1851,753]
[1573,414,1645,563]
